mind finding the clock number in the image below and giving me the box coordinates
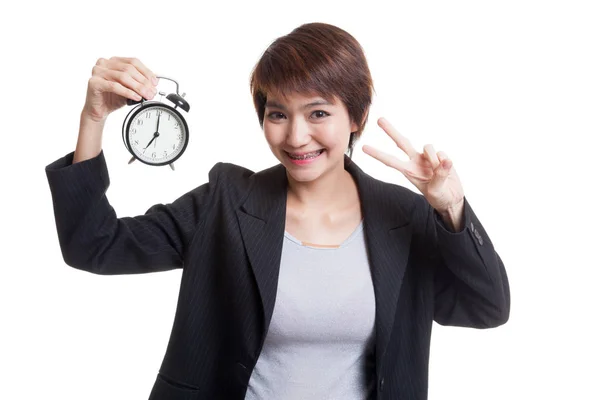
[145,112,151,118]
[172,144,176,150]
[177,133,183,140]
[163,150,168,157]
[134,140,139,145]
[152,152,156,158]
[136,119,143,126]
[156,110,162,117]
[131,128,136,135]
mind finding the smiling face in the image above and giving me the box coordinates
[263,91,359,183]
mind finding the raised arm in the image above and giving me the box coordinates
[420,195,511,328]
[45,150,220,275]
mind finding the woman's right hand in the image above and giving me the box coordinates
[82,57,158,123]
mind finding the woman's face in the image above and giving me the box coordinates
[263,91,358,182]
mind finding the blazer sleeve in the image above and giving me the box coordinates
[423,195,511,328]
[45,150,221,275]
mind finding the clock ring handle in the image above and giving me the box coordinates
[154,76,182,96]
[156,75,190,113]
[126,75,189,112]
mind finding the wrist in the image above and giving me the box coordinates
[437,198,465,232]
[80,109,107,125]
[75,112,105,164]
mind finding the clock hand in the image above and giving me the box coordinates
[153,113,162,148]
[155,112,161,133]
[143,132,159,153]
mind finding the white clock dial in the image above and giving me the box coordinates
[127,105,187,165]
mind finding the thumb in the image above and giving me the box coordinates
[428,159,451,192]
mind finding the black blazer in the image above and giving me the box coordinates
[45,150,510,400]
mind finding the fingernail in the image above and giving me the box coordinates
[152,76,159,85]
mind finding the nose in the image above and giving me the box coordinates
[286,118,312,148]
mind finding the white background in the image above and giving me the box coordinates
[1,0,598,399]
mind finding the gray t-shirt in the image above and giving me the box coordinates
[245,219,376,399]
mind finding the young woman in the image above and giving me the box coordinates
[46,22,510,400]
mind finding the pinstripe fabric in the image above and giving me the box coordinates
[45,150,510,400]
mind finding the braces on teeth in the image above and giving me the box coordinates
[289,150,322,160]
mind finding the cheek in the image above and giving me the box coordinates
[262,120,348,149]
[264,134,282,150]
[320,125,349,148]
[262,125,279,143]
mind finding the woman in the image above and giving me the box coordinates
[45,22,510,400]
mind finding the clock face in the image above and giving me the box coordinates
[126,105,188,165]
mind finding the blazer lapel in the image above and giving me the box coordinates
[350,157,414,375]
[236,161,288,337]
[236,155,415,375]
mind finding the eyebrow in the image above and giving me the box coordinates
[264,99,333,110]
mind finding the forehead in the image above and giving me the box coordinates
[265,91,338,109]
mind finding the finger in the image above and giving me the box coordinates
[423,144,440,170]
[362,144,410,172]
[107,57,152,89]
[428,157,451,193]
[100,67,155,100]
[109,56,158,87]
[437,151,452,170]
[94,60,154,99]
[377,117,419,159]
[94,57,108,69]
[90,76,143,101]
[125,57,159,86]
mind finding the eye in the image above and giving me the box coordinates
[266,110,330,120]
[312,110,330,119]
[267,112,285,120]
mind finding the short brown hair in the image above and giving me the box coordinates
[249,22,375,159]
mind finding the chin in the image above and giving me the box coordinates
[286,170,321,182]
[281,151,333,182]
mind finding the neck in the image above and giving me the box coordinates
[285,160,354,213]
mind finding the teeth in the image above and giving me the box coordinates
[289,150,322,160]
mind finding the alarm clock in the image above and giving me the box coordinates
[122,76,190,170]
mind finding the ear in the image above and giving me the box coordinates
[350,109,369,133]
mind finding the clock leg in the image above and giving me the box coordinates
[128,156,136,164]
[169,163,175,171]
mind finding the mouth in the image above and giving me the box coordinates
[285,149,325,160]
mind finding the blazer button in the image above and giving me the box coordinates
[379,377,385,391]
[474,229,483,245]
[470,222,475,231]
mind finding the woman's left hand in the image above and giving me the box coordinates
[362,117,465,217]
